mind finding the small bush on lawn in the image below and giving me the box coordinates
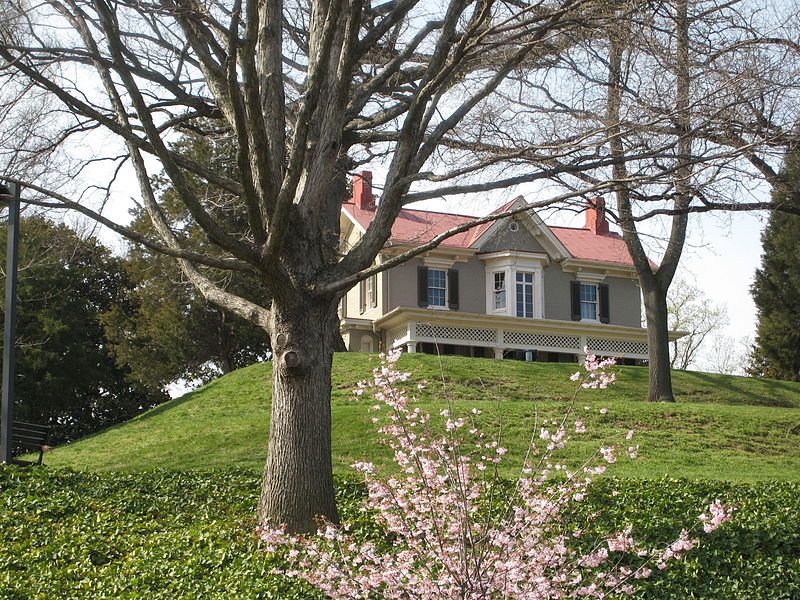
[0,466,798,598]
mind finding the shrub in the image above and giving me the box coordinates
[1,467,798,598]
[258,351,734,598]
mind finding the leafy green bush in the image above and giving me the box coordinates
[1,467,798,598]
[579,479,800,598]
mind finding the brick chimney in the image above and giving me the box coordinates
[585,196,609,235]
[352,171,375,210]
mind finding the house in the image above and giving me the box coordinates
[339,172,671,364]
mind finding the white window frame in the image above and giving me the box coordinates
[427,268,448,309]
[481,252,548,319]
[515,271,535,318]
[422,255,464,311]
[366,274,377,309]
[579,282,599,322]
[575,271,606,323]
[493,271,507,311]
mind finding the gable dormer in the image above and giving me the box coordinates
[470,197,569,262]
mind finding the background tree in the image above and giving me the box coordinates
[0,216,165,443]
[102,129,272,393]
[706,334,751,376]
[102,246,272,392]
[507,0,800,401]
[667,278,728,371]
[750,150,800,381]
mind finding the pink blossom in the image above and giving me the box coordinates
[599,446,616,464]
[700,499,734,533]
[259,352,731,599]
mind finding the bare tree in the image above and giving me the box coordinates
[611,1,797,400]
[0,0,628,532]
[2,0,796,528]
[499,0,799,401]
[705,334,752,376]
[667,278,728,370]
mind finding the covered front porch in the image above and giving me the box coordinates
[375,307,674,363]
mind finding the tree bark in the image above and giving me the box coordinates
[257,295,340,533]
[606,14,687,404]
[643,285,675,402]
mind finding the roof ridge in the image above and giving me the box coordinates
[399,206,477,218]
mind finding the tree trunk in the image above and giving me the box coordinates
[643,285,675,402]
[257,296,340,533]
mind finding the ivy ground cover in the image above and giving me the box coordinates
[1,467,798,599]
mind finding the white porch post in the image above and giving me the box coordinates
[578,334,588,362]
[494,347,504,360]
[407,342,418,353]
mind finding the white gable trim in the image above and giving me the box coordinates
[470,198,570,261]
[340,206,367,234]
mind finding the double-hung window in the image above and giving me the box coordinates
[516,272,534,318]
[580,283,598,320]
[359,273,378,313]
[428,269,447,308]
[493,272,507,310]
[366,274,377,309]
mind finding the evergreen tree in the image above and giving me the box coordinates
[0,217,166,443]
[750,152,800,381]
[101,129,272,393]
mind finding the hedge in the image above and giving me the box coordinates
[1,467,798,598]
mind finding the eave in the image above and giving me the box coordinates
[560,258,639,280]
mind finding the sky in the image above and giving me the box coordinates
[73,160,768,376]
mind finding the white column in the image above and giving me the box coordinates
[494,347,505,360]
[407,342,418,353]
[578,334,588,362]
[534,267,545,319]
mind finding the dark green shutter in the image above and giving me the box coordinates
[417,266,428,307]
[570,281,581,321]
[448,269,459,310]
[599,283,610,324]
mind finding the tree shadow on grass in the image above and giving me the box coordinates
[677,370,800,408]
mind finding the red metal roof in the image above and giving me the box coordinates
[549,226,635,266]
[343,202,479,248]
[342,202,637,266]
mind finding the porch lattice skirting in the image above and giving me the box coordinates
[386,320,649,360]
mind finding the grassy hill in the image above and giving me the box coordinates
[46,353,800,481]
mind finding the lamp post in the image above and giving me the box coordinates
[0,180,21,464]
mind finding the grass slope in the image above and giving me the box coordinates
[45,353,800,481]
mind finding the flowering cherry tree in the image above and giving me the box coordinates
[258,351,732,598]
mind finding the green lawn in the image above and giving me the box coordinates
[45,353,800,481]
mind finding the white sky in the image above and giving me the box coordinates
[56,141,767,376]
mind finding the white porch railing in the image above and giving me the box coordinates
[377,308,652,360]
